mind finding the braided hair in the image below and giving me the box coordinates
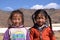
[32,9,54,34]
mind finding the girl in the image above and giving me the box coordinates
[30,9,56,40]
[3,10,29,40]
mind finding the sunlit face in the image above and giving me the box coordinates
[11,13,22,27]
[35,13,46,27]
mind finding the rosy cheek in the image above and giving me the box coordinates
[12,20,16,23]
[38,19,44,22]
[37,19,46,23]
[42,19,45,22]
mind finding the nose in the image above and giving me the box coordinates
[16,19,19,22]
[39,19,43,22]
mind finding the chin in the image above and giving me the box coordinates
[38,23,43,26]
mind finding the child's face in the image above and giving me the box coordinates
[35,13,46,26]
[11,13,22,27]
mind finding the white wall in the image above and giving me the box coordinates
[0,27,60,33]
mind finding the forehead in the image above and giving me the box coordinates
[13,13,22,17]
[37,13,45,17]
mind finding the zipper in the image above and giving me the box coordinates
[38,27,43,40]
[39,26,48,40]
[40,31,42,40]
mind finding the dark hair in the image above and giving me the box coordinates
[8,10,24,28]
[32,9,54,34]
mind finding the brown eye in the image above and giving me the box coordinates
[12,18,16,20]
[36,17,44,19]
[36,17,40,19]
[41,17,44,19]
[18,18,20,20]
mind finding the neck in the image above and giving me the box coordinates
[11,24,24,28]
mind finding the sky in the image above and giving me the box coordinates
[0,0,60,11]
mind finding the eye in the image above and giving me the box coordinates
[12,18,16,20]
[18,18,20,20]
[37,17,40,19]
[37,17,43,19]
[41,17,44,19]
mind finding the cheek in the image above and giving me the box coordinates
[42,19,46,22]
[12,20,16,23]
[36,19,46,23]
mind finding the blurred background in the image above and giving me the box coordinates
[0,0,60,40]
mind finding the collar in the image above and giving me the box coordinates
[38,24,48,31]
[11,25,24,28]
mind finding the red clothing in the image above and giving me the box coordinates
[30,26,56,40]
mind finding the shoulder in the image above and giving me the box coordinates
[44,26,50,30]
[47,26,52,30]
[45,26,53,32]
[30,27,35,30]
[4,29,9,34]
[3,29,10,40]
[30,27,37,32]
